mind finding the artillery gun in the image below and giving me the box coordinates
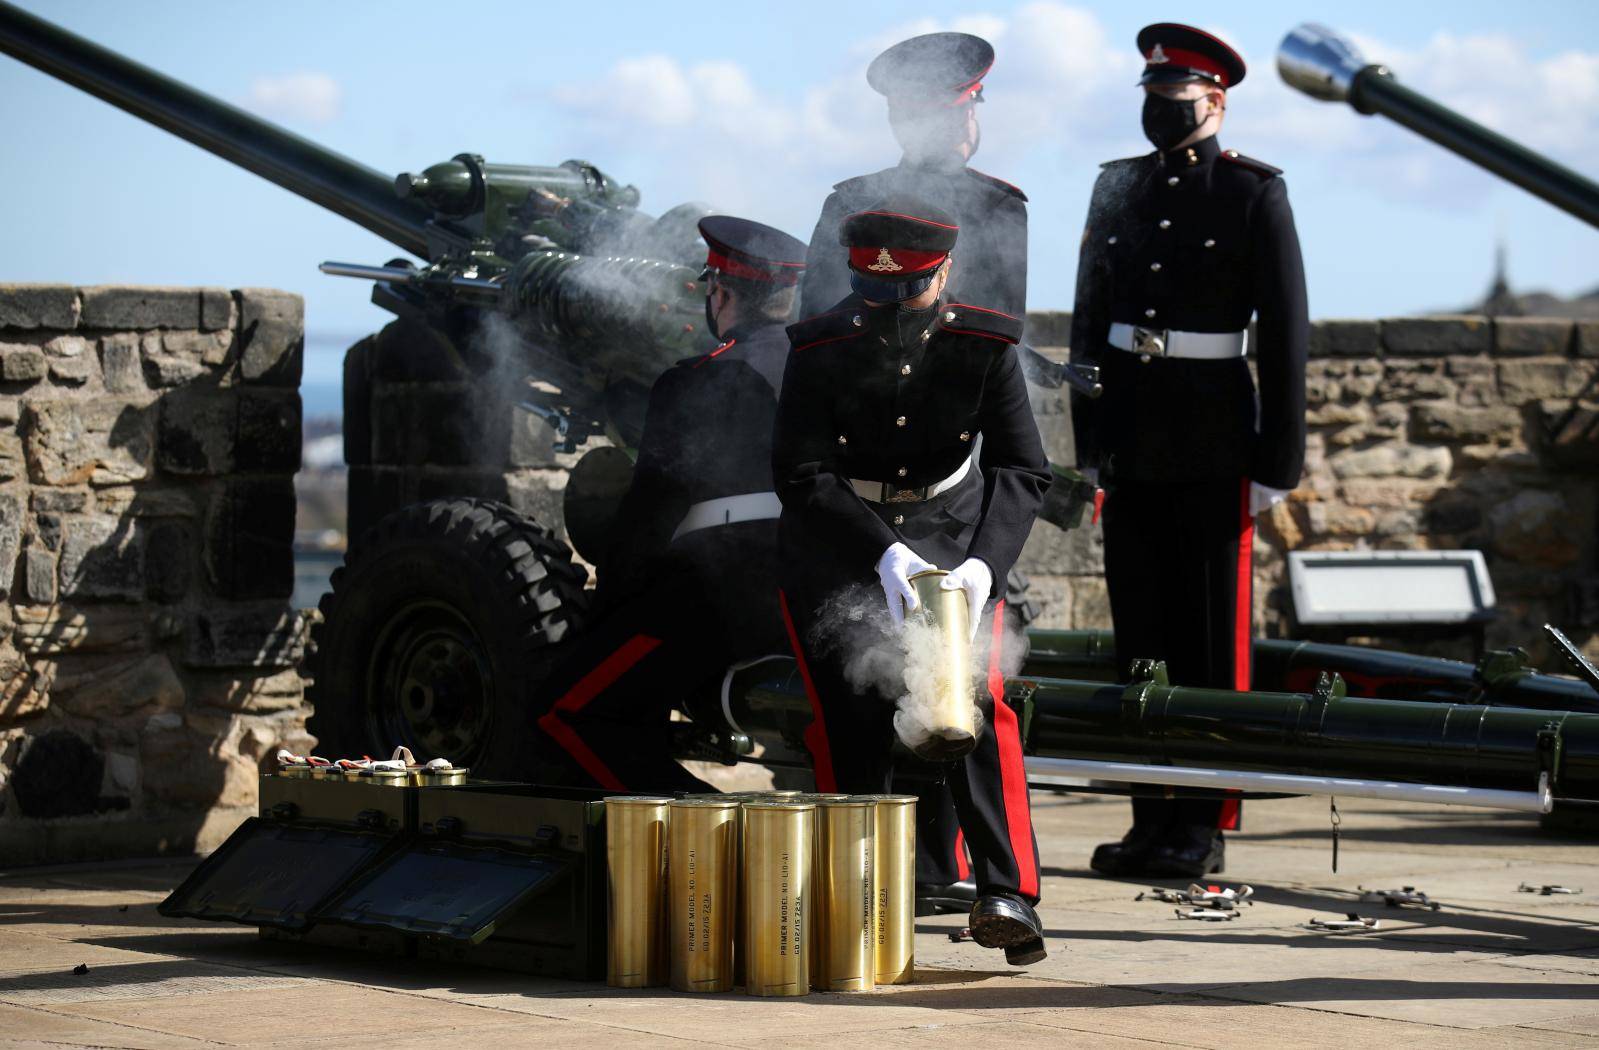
[6,5,1599,826]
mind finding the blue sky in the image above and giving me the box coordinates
[2,0,1595,403]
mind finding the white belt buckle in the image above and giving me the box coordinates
[1133,326,1167,358]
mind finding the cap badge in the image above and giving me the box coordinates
[1149,43,1168,64]
[867,248,904,273]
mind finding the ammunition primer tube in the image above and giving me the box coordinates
[859,794,916,985]
[815,798,876,992]
[604,796,673,988]
[742,800,815,997]
[668,799,739,993]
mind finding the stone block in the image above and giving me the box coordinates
[99,332,147,394]
[1381,316,1490,356]
[1382,359,1455,400]
[1070,575,1112,630]
[1018,519,1105,577]
[1578,321,1599,359]
[0,431,22,483]
[372,386,485,466]
[1306,502,1376,537]
[144,519,193,603]
[234,390,302,472]
[80,285,201,330]
[1328,444,1451,480]
[200,287,234,331]
[93,486,198,519]
[9,730,106,818]
[23,397,155,487]
[1023,310,1072,349]
[1410,402,1524,444]
[0,283,79,329]
[0,490,19,595]
[23,548,56,603]
[59,516,146,601]
[53,653,185,720]
[1494,317,1573,356]
[30,488,88,513]
[1308,319,1379,358]
[1,344,47,382]
[43,334,95,384]
[1498,358,1592,403]
[0,397,17,426]
[142,331,210,387]
[203,479,295,600]
[509,411,563,468]
[12,604,148,655]
[1490,489,1582,568]
[1537,400,1599,468]
[184,602,305,668]
[156,389,235,474]
[370,316,470,382]
[193,668,306,714]
[237,289,304,385]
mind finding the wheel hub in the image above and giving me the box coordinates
[367,601,494,764]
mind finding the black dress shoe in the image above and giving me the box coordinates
[915,878,977,916]
[1089,822,1166,877]
[969,893,1047,966]
[1146,828,1225,878]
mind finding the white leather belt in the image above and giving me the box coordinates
[1108,322,1248,360]
[850,456,971,504]
[672,492,782,541]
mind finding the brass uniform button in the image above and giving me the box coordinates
[895,416,907,427]
[1166,176,1180,186]
[897,467,908,477]
[1144,308,1157,318]
[893,514,905,526]
[959,431,971,442]
[851,315,862,327]
[1107,235,1118,244]
[943,311,957,323]
[1204,239,1216,248]
[901,364,912,376]
[1159,219,1171,229]
[1150,262,1162,272]
[837,435,847,445]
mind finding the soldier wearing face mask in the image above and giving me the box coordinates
[774,200,1052,965]
[1069,23,1309,879]
[799,32,1028,321]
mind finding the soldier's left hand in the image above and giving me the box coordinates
[940,558,994,640]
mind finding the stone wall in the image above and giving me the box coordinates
[0,285,310,865]
[1020,313,1599,665]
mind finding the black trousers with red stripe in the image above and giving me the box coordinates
[535,570,738,795]
[782,592,1041,904]
[1102,476,1254,831]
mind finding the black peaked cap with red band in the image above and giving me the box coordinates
[698,215,807,287]
[1136,23,1246,89]
[839,198,959,303]
[867,32,994,106]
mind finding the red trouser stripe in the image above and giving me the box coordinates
[779,589,837,792]
[536,633,662,791]
[953,827,971,881]
[987,600,1038,898]
[1219,478,1256,831]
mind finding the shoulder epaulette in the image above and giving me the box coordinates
[965,168,1028,202]
[939,303,1023,345]
[1220,150,1282,178]
[831,167,893,195]
[1099,154,1146,170]
[688,338,737,369]
[787,308,865,353]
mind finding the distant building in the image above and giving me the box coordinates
[1461,240,1599,318]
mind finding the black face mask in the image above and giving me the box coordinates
[1141,93,1200,151]
[704,292,722,342]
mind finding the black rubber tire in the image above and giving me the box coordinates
[303,498,590,779]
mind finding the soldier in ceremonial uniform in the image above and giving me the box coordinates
[800,31,1028,320]
[534,216,806,793]
[1069,24,1309,878]
[800,29,1031,909]
[775,200,1052,963]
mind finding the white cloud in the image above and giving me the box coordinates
[549,6,1599,233]
[245,72,342,125]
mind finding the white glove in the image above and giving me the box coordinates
[939,558,994,640]
[1248,481,1290,518]
[876,542,937,629]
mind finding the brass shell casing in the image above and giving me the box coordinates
[858,793,917,984]
[604,795,673,988]
[668,799,739,992]
[906,569,978,761]
[816,798,876,992]
[742,800,815,997]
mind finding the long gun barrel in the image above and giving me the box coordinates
[1277,23,1599,229]
[0,0,435,257]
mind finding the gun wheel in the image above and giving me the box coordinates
[303,498,590,778]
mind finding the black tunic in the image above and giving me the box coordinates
[772,295,1049,608]
[800,161,1029,322]
[1068,134,1308,490]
